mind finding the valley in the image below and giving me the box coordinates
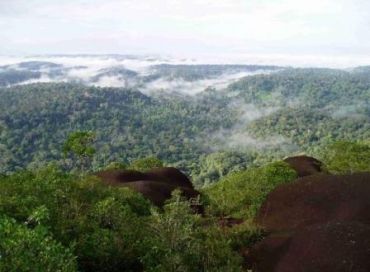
[0,56,369,186]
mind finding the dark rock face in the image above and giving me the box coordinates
[283,155,325,177]
[95,167,194,188]
[95,169,149,185]
[243,233,291,272]
[95,167,202,212]
[255,172,370,232]
[123,180,200,207]
[145,167,194,189]
[247,222,370,272]
[246,172,370,271]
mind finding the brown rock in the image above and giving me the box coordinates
[247,222,370,272]
[256,172,370,233]
[283,155,324,177]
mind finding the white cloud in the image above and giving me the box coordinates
[91,76,126,88]
[141,71,272,95]
[17,74,55,85]
[205,128,298,152]
[0,55,277,93]
[0,0,370,66]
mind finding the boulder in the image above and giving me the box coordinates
[246,222,370,272]
[283,155,324,177]
[145,167,194,189]
[256,172,370,232]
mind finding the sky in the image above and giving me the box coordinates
[1,0,370,67]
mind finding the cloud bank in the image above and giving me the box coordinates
[0,55,278,94]
[1,0,370,68]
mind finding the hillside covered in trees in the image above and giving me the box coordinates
[0,140,369,271]
[2,0,370,269]
[1,61,370,271]
[0,66,369,185]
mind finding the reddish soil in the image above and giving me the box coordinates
[256,172,370,232]
[283,155,325,177]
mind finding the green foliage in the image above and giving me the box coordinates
[205,161,297,220]
[0,66,369,184]
[103,161,128,170]
[0,165,152,272]
[1,145,367,271]
[192,151,256,186]
[0,83,234,177]
[0,215,77,272]
[319,141,370,174]
[226,222,265,252]
[235,69,370,152]
[1,66,370,269]
[151,64,278,81]
[63,131,96,171]
[0,166,247,271]
[129,156,164,171]
[105,162,128,170]
[0,69,41,86]
[26,204,50,226]
[63,131,96,158]
[142,191,242,272]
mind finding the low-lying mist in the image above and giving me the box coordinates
[0,55,280,95]
[199,100,299,153]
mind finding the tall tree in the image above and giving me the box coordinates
[63,131,96,172]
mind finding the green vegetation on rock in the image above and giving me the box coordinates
[204,161,297,220]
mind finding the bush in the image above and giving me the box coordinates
[103,161,128,170]
[129,156,164,171]
[192,151,255,186]
[204,161,297,220]
[142,191,243,272]
[0,165,152,271]
[0,215,77,272]
[0,161,296,271]
[319,141,370,174]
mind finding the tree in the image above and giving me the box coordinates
[63,131,96,172]
[193,151,254,186]
[104,161,128,170]
[320,141,370,174]
[129,156,164,171]
[142,191,242,272]
[205,161,297,219]
[0,215,77,272]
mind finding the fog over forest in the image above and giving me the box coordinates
[1,1,370,271]
[0,55,282,95]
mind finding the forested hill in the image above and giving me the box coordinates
[0,83,234,177]
[0,68,369,185]
[222,68,370,149]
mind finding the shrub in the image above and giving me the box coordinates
[0,165,152,272]
[0,215,77,272]
[129,156,164,171]
[204,161,297,220]
[319,141,370,174]
[103,161,128,170]
[142,191,243,272]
